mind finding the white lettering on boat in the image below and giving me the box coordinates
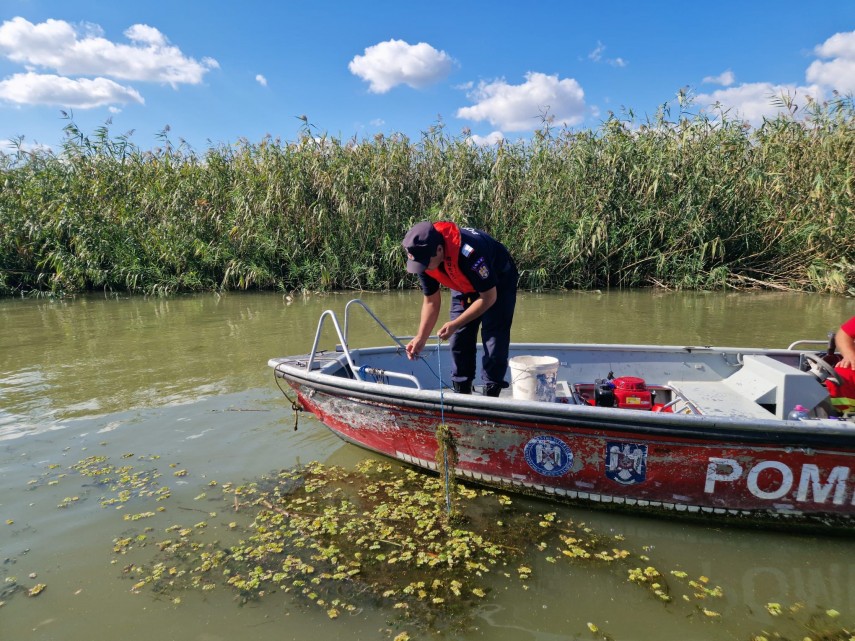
[705,458,852,505]
[746,461,793,500]
[797,464,849,505]
[705,457,743,493]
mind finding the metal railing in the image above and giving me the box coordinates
[306,299,423,389]
[787,339,830,351]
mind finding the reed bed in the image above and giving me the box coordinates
[0,97,852,297]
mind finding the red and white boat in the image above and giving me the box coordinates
[269,300,855,531]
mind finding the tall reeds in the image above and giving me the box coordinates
[1,97,852,297]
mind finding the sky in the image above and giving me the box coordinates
[1,0,854,153]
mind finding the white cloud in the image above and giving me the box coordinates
[587,41,627,67]
[256,74,268,87]
[0,138,52,154]
[125,24,167,47]
[0,72,144,108]
[806,30,855,93]
[370,118,385,127]
[456,72,585,131]
[349,39,454,93]
[468,131,504,146]
[807,57,855,92]
[703,69,735,86]
[814,30,855,59]
[0,17,218,87]
[588,42,605,62]
[695,82,823,126]
[694,30,855,126]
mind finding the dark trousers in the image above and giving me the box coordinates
[449,267,518,387]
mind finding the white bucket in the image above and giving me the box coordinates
[508,355,559,402]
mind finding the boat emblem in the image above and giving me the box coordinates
[605,441,647,485]
[524,435,573,477]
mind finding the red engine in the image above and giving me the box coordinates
[611,376,653,410]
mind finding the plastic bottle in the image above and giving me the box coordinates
[787,404,810,421]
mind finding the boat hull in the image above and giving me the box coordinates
[290,380,855,531]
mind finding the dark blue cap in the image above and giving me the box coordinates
[402,221,442,274]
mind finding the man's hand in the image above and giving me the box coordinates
[405,336,428,360]
[437,321,459,341]
[407,291,442,358]
[437,288,495,340]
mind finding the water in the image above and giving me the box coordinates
[1,290,853,640]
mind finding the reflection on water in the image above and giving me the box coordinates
[1,290,853,640]
[1,290,848,436]
[0,293,304,438]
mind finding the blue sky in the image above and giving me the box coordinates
[1,1,854,153]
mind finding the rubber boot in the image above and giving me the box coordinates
[483,383,503,397]
[453,380,472,394]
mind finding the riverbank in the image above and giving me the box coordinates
[1,98,853,297]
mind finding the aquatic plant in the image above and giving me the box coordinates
[749,602,855,641]
[9,452,855,640]
[116,460,557,632]
[434,422,459,518]
[0,95,852,297]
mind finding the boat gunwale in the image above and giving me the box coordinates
[269,344,855,449]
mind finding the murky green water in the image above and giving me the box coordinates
[1,290,854,640]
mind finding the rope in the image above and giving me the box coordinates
[434,336,457,518]
[273,366,303,431]
[438,337,446,425]
[412,347,451,390]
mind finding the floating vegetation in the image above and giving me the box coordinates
[10,453,855,639]
[94,458,777,634]
[1,575,47,604]
[115,460,559,632]
[748,603,855,641]
[69,454,171,507]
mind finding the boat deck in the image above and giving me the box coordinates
[666,380,775,419]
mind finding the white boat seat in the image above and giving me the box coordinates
[720,354,828,419]
[666,380,774,419]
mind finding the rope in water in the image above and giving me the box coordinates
[435,336,454,517]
